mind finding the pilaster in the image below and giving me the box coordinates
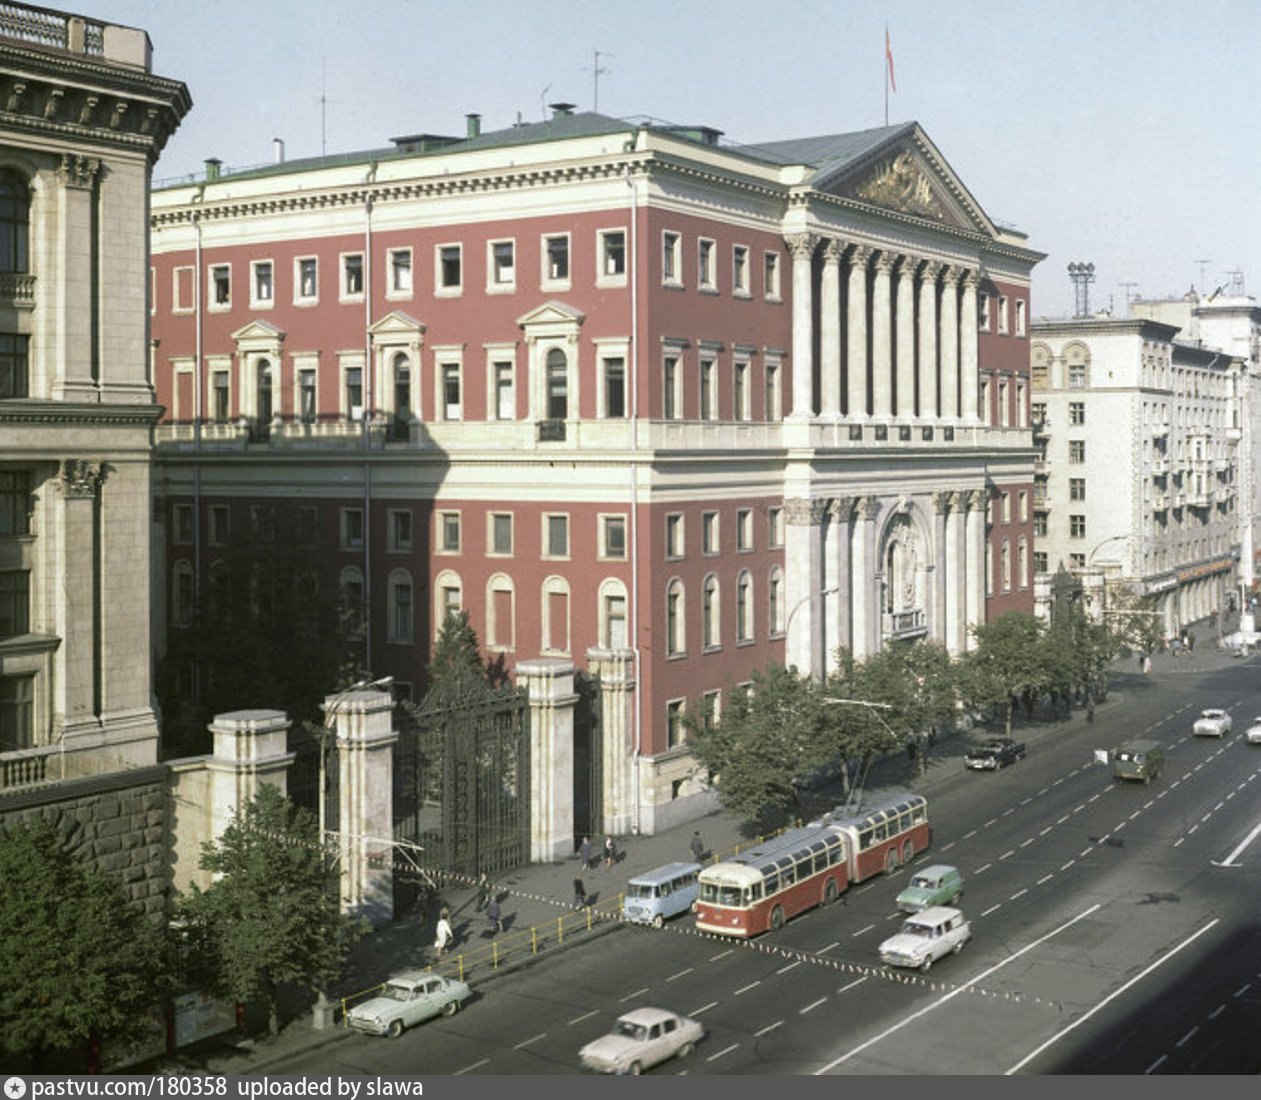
[871,253,894,419]
[819,239,843,418]
[518,658,578,861]
[846,246,871,418]
[917,262,940,419]
[785,233,818,418]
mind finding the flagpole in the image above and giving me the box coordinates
[884,25,889,126]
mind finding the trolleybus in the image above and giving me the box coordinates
[694,791,929,937]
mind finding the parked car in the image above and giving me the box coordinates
[579,1007,704,1074]
[896,864,964,913]
[879,906,971,972]
[1110,739,1165,784]
[1192,708,1232,737]
[346,969,471,1037]
[964,737,1026,770]
[1246,718,1261,745]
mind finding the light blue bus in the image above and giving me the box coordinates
[621,861,702,928]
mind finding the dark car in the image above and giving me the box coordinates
[964,737,1025,770]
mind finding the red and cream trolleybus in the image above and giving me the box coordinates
[694,791,930,937]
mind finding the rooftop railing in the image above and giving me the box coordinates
[0,3,103,55]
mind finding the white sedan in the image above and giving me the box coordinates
[579,1007,703,1074]
[1193,708,1232,737]
[1246,718,1261,745]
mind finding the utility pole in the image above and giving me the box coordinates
[591,49,611,112]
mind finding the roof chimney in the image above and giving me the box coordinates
[273,138,285,164]
[466,113,481,139]
[548,102,576,119]
[204,157,222,181]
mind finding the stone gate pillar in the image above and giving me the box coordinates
[205,709,295,845]
[587,647,637,835]
[327,688,397,927]
[518,658,577,862]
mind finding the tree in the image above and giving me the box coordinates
[0,817,169,1069]
[687,664,819,826]
[960,612,1046,734]
[424,608,497,707]
[176,784,366,1036]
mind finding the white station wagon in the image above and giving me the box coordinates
[579,1007,704,1074]
[879,906,972,972]
[1193,708,1232,737]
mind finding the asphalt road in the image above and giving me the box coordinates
[256,657,1261,1075]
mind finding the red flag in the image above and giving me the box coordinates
[886,27,897,93]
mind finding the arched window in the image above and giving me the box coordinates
[736,571,753,642]
[486,573,515,650]
[1001,539,1011,593]
[0,169,30,274]
[702,575,720,649]
[393,352,411,428]
[598,578,629,649]
[546,347,568,419]
[434,569,462,637]
[541,575,570,654]
[388,568,413,643]
[666,579,685,656]
[768,567,784,635]
[256,358,273,423]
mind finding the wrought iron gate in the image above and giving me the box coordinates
[571,670,602,847]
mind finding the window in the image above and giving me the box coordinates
[389,509,413,552]
[736,508,753,551]
[442,363,462,420]
[251,260,273,306]
[1001,540,1011,592]
[209,263,231,308]
[299,368,316,423]
[732,245,749,295]
[388,571,414,643]
[663,356,682,420]
[486,575,515,649]
[173,266,194,313]
[698,239,715,290]
[341,253,364,299]
[383,248,412,296]
[437,574,463,628]
[255,360,274,425]
[733,362,749,420]
[1015,299,1027,337]
[1018,538,1028,588]
[489,239,515,290]
[208,369,229,421]
[1019,490,1028,522]
[0,169,30,274]
[208,505,229,546]
[173,503,194,545]
[768,507,784,548]
[340,508,364,550]
[546,348,568,419]
[601,514,627,560]
[544,513,569,558]
[662,231,681,285]
[765,362,782,420]
[339,566,365,639]
[1,471,32,536]
[0,569,30,638]
[0,333,29,399]
[700,359,717,421]
[978,293,991,331]
[1034,550,1048,574]
[391,355,410,431]
[1000,492,1011,524]
[494,361,515,420]
[764,251,781,299]
[0,674,34,753]
[438,511,461,553]
[665,513,684,559]
[666,580,685,656]
[345,365,364,419]
[736,571,753,641]
[543,234,569,285]
[702,511,719,555]
[667,699,686,748]
[702,576,720,649]
[489,512,513,556]
[296,257,318,302]
[1068,364,1086,389]
[998,295,1009,334]
[542,577,570,654]
[1032,401,1046,426]
[998,379,1009,427]
[1069,440,1085,463]
[1070,514,1086,538]
[602,587,628,649]
[598,229,626,281]
[171,561,194,627]
[1069,401,1085,425]
[768,567,785,634]
[603,356,626,418]
[437,244,462,292]
[1070,478,1086,501]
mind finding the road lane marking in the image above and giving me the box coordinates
[568,1010,599,1026]
[981,904,1002,916]
[514,1033,546,1049]
[1176,1027,1199,1048]
[1020,838,1036,848]
[619,987,649,1002]
[1006,917,1220,1074]
[1004,808,1017,816]
[734,980,761,995]
[1145,1055,1167,1075]
[963,830,978,840]
[1208,1004,1226,1020]
[755,1020,783,1037]
[838,976,868,993]
[1039,827,1053,836]
[1000,850,1016,860]
[984,818,998,827]
[1010,889,1028,900]
[1079,848,1094,857]
[940,841,956,851]
[1234,983,1252,997]
[801,997,828,1015]
[667,968,694,982]
[776,960,802,975]
[853,924,875,936]
[1174,838,1185,847]
[818,942,839,954]
[691,1001,718,1016]
[455,1059,490,1075]
[1036,874,1053,886]
[1211,821,1261,867]
[709,949,734,962]
[1056,815,1070,825]
[817,904,1105,1075]
[707,1043,740,1062]
[1129,811,1142,820]
[1060,860,1076,871]
[975,862,992,874]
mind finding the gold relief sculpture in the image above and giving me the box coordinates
[856,152,943,220]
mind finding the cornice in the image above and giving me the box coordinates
[0,400,162,425]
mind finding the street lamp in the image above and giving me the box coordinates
[319,675,394,843]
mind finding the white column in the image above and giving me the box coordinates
[933,492,951,645]
[786,233,818,418]
[519,658,578,862]
[940,267,960,422]
[947,490,967,654]
[825,497,855,674]
[871,253,894,419]
[965,489,987,649]
[206,709,296,850]
[851,496,879,658]
[960,270,980,423]
[819,239,843,418]
[917,261,940,419]
[586,647,637,836]
[895,256,917,419]
[785,497,827,676]
[846,245,870,419]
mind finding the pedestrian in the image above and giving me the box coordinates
[433,913,453,960]
[1144,654,1152,674]
[578,835,592,871]
[475,871,490,911]
[602,835,616,869]
[689,830,704,864]
[573,877,588,908]
[486,895,501,935]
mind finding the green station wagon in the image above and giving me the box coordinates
[895,864,964,913]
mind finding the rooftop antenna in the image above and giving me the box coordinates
[1226,269,1245,296]
[316,57,341,157]
[1068,262,1095,318]
[1119,281,1138,316]
[1193,258,1211,295]
[539,84,552,122]
[589,49,612,112]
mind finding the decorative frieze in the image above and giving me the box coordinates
[784,496,830,525]
[59,458,106,499]
[57,152,100,189]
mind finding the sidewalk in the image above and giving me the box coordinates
[153,613,1246,1074]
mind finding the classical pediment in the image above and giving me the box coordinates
[229,319,285,348]
[517,300,586,328]
[368,310,426,337]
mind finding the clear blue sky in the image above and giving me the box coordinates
[69,0,1261,319]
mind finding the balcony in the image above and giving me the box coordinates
[883,608,928,641]
[1151,458,1168,476]
[536,418,566,442]
[0,272,36,309]
[1151,422,1169,439]
[1032,415,1050,440]
[0,745,59,793]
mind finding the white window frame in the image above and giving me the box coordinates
[339,507,364,550]
[543,512,570,560]
[208,505,230,547]
[600,513,628,561]
[665,512,685,560]
[487,238,516,293]
[208,263,231,311]
[488,511,514,557]
[768,566,785,635]
[700,357,718,421]
[702,511,720,556]
[387,568,414,644]
[697,238,716,292]
[250,259,273,309]
[485,344,517,421]
[736,570,754,642]
[733,360,751,421]
[387,247,413,299]
[666,579,686,657]
[1015,298,1027,338]
[768,506,784,548]
[763,250,782,301]
[732,244,750,297]
[486,573,516,651]
[978,292,991,331]
[541,232,571,291]
[663,353,683,421]
[435,570,463,635]
[736,508,753,552]
[702,574,721,651]
[599,579,629,650]
[998,295,1010,335]
[435,242,463,296]
[388,508,414,553]
[662,230,682,287]
[173,265,194,314]
[437,510,461,554]
[764,357,783,420]
[596,227,627,288]
[295,256,318,305]
[593,336,630,420]
[437,351,463,422]
[541,575,572,655]
[297,365,318,423]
